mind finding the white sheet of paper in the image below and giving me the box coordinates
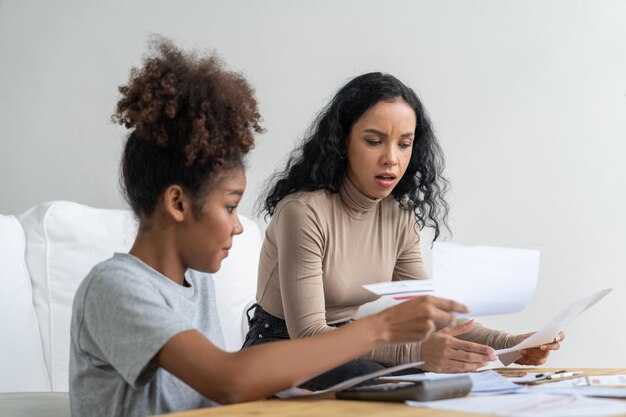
[411,392,626,417]
[528,375,626,389]
[506,372,556,384]
[586,375,626,387]
[363,243,539,317]
[495,289,612,360]
[530,377,591,388]
[432,242,540,317]
[362,280,434,297]
[530,386,626,398]
[274,360,424,398]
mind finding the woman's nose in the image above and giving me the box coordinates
[232,216,244,235]
[382,147,399,166]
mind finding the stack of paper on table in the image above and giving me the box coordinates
[397,370,626,416]
[412,391,626,417]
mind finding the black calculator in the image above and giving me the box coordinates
[335,376,472,402]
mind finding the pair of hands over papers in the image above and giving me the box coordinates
[363,243,612,365]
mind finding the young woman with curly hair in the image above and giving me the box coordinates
[243,73,564,390]
[68,40,469,417]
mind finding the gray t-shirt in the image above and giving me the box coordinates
[69,253,225,417]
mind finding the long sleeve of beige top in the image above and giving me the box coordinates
[256,179,517,366]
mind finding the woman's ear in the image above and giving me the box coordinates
[161,185,189,222]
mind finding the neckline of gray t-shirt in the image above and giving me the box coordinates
[112,252,198,297]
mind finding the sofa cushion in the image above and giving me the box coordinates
[19,202,138,392]
[19,201,262,391]
[0,215,51,392]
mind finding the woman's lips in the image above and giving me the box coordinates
[375,174,396,188]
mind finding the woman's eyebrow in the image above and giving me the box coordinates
[362,128,387,137]
[362,128,414,139]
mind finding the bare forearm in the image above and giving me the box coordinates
[224,293,458,401]
[157,295,464,404]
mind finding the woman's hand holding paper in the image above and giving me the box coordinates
[513,331,565,366]
[420,320,497,372]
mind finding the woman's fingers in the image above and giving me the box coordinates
[430,296,470,315]
[520,348,549,358]
[539,331,565,350]
[516,331,566,352]
[382,296,475,351]
[539,342,561,351]
[446,320,476,336]
[516,356,547,366]
[427,296,469,328]
[449,339,497,361]
[421,328,497,373]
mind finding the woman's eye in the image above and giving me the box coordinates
[366,139,381,146]
[399,142,412,149]
[226,206,237,214]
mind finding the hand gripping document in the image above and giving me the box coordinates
[496,289,613,365]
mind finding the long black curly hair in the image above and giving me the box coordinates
[259,72,450,240]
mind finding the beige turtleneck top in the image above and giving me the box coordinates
[256,178,516,365]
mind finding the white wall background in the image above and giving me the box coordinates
[1,0,625,367]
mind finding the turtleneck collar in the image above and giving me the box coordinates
[339,176,382,219]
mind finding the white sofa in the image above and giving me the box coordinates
[0,201,262,416]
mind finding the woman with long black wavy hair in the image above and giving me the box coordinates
[243,72,563,390]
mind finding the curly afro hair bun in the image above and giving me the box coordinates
[113,36,261,166]
[113,36,262,217]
